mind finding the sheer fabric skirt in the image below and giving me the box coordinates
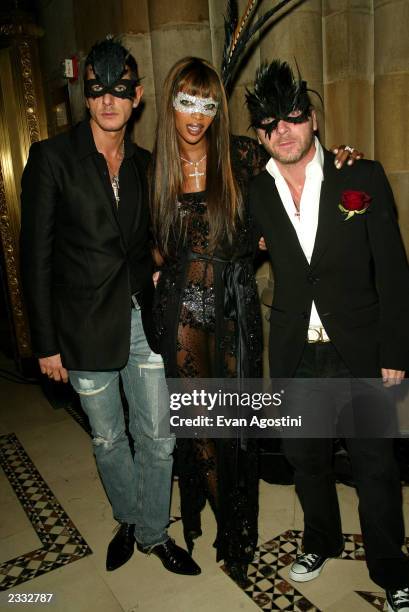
[157,257,260,565]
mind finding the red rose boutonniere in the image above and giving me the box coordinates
[339,190,372,221]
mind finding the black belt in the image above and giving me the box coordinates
[187,251,233,264]
[187,250,252,451]
[186,251,252,377]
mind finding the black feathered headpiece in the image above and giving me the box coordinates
[84,37,140,100]
[246,60,314,136]
[221,0,297,94]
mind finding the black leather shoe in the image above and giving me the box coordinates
[137,538,201,575]
[106,523,135,571]
[225,562,250,588]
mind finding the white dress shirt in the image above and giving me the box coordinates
[266,137,329,339]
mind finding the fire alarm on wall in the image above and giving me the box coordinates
[62,56,79,81]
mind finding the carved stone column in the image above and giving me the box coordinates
[374,0,409,250]
[323,1,374,155]
[121,0,156,150]
[148,0,212,102]
[260,0,324,134]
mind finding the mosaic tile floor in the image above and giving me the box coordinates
[356,591,387,611]
[0,433,92,591]
[223,529,404,611]
[62,400,402,611]
[2,399,406,610]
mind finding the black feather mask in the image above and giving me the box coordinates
[84,38,140,100]
[86,39,129,86]
[246,60,313,136]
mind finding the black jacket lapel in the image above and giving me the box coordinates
[310,149,346,270]
[91,155,125,237]
[128,149,146,236]
[71,121,124,240]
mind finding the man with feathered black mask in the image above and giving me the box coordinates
[246,60,313,140]
[248,60,409,612]
[20,37,200,579]
[84,38,140,101]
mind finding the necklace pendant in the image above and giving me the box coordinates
[189,168,205,189]
[180,154,207,189]
[111,175,120,207]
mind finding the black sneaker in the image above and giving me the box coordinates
[289,553,329,582]
[386,588,409,611]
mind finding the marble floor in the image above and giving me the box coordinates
[0,357,408,612]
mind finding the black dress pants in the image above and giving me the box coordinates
[281,342,408,589]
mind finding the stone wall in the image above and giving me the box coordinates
[35,0,409,236]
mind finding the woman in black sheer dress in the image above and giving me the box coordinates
[151,57,267,586]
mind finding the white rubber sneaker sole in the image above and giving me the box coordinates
[387,604,409,612]
[289,558,330,583]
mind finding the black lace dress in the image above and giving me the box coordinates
[154,136,268,571]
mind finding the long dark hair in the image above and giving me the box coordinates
[151,57,242,256]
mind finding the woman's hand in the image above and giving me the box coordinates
[153,270,161,287]
[152,247,163,287]
[332,145,364,169]
[258,236,267,251]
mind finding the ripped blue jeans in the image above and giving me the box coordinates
[69,307,174,547]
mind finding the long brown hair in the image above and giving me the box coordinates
[151,57,242,256]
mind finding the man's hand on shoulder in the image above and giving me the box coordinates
[258,236,267,251]
[39,354,68,383]
[381,368,405,387]
[332,145,364,169]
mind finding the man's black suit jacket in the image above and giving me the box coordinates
[250,147,409,378]
[20,120,157,371]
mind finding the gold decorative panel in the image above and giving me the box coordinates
[0,23,47,363]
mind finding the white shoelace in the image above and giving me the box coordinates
[391,588,409,605]
[298,553,320,567]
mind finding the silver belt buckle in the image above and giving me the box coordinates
[307,327,329,343]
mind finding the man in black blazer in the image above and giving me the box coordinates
[247,61,409,611]
[20,39,199,577]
